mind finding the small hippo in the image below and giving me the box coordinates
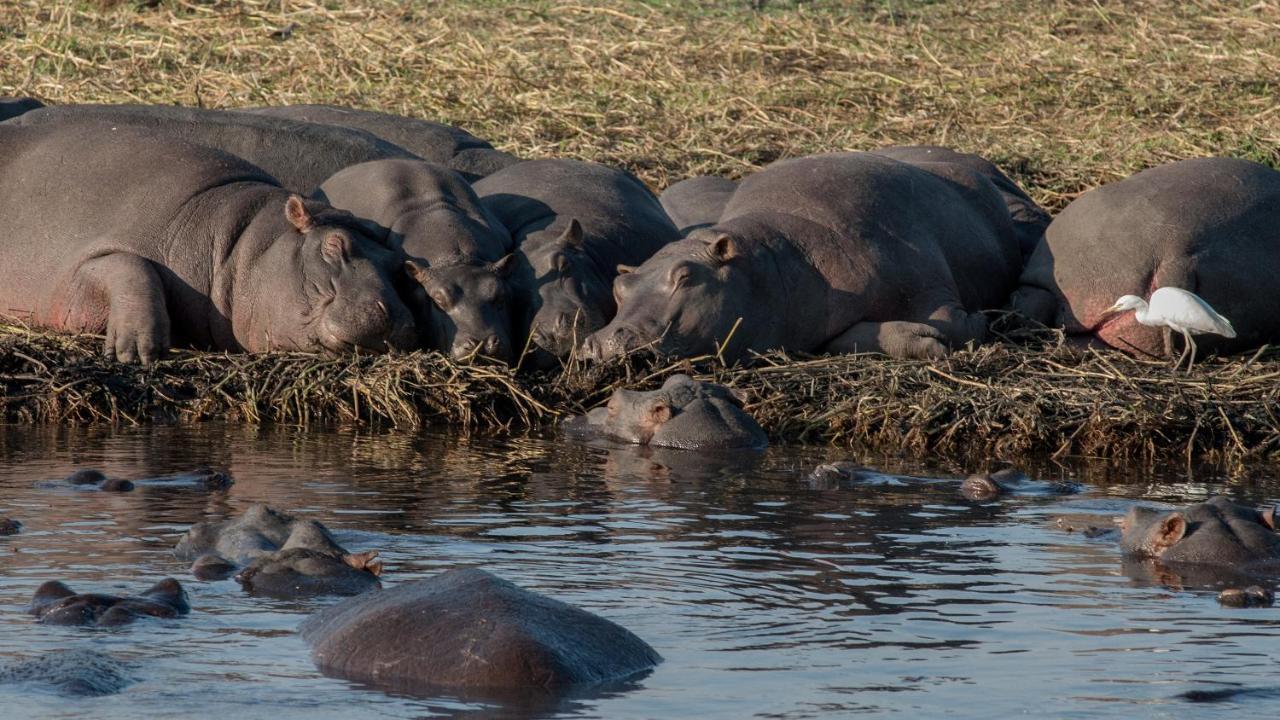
[0,517,20,535]
[316,159,517,361]
[174,504,382,598]
[299,568,661,695]
[581,149,1029,362]
[241,104,518,181]
[28,578,190,627]
[565,374,767,450]
[473,159,681,366]
[0,650,133,697]
[658,176,738,235]
[0,96,43,122]
[37,469,134,492]
[1009,157,1280,357]
[0,122,415,362]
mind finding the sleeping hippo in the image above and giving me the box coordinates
[1119,496,1280,587]
[473,159,681,366]
[316,160,517,361]
[581,149,1027,362]
[241,104,518,181]
[28,578,189,627]
[659,176,738,235]
[0,650,133,697]
[3,103,419,193]
[174,504,382,597]
[0,96,42,122]
[564,374,767,450]
[299,568,661,696]
[1009,157,1280,357]
[0,122,415,363]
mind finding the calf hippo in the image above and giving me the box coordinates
[29,579,189,627]
[5,103,417,192]
[0,95,42,122]
[316,160,517,361]
[473,159,681,367]
[1009,157,1280,357]
[0,650,133,697]
[0,122,415,362]
[299,568,661,696]
[659,176,738,235]
[242,104,518,181]
[1120,496,1280,587]
[582,149,1027,362]
[174,504,382,597]
[564,374,767,450]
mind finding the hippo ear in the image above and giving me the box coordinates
[616,264,637,275]
[1153,512,1187,553]
[492,254,515,278]
[703,232,737,264]
[285,195,314,233]
[648,400,672,426]
[404,259,426,282]
[1262,506,1278,531]
[559,218,584,248]
[321,233,352,265]
[344,550,383,577]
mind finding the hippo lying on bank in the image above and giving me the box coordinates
[582,149,1028,362]
[1119,496,1280,587]
[659,176,739,236]
[174,504,382,597]
[29,579,190,627]
[565,374,767,450]
[0,96,42,122]
[3,103,418,193]
[0,650,133,697]
[0,122,415,363]
[317,159,517,361]
[300,568,661,696]
[473,159,681,366]
[242,104,518,181]
[1009,157,1280,357]
[37,468,232,493]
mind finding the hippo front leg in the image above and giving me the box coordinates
[824,321,948,359]
[71,253,171,364]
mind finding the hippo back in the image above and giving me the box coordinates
[242,104,518,181]
[1015,157,1280,356]
[7,104,416,192]
[659,176,739,235]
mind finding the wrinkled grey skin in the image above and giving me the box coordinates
[1009,157,1280,358]
[564,374,767,450]
[474,159,681,367]
[0,650,133,697]
[28,578,190,627]
[659,176,738,236]
[299,568,661,695]
[242,104,518,182]
[175,504,382,598]
[1119,496,1280,588]
[317,160,517,361]
[4,104,419,192]
[582,149,1027,362]
[0,122,416,363]
[0,96,42,122]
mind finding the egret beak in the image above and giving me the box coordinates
[1102,302,1124,315]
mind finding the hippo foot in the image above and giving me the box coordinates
[825,320,948,359]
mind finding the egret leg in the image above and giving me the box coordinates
[1184,331,1197,374]
[1162,327,1174,360]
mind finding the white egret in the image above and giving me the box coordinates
[1104,287,1236,372]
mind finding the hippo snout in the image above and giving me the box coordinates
[580,325,644,362]
[320,297,416,353]
[452,334,512,363]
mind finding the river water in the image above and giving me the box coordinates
[0,423,1277,718]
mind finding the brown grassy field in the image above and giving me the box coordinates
[2,0,1280,461]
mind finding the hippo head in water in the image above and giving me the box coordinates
[1119,496,1280,568]
[246,196,417,354]
[580,227,765,361]
[566,374,767,450]
[404,256,516,362]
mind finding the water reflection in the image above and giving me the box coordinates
[0,423,1279,717]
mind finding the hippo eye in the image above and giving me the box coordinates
[669,265,692,289]
[430,288,453,311]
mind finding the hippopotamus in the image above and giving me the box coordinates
[0,650,133,697]
[37,468,232,492]
[174,504,382,597]
[0,122,415,363]
[0,96,42,122]
[241,104,518,181]
[1009,157,1280,357]
[805,462,907,489]
[473,159,681,366]
[28,578,190,627]
[581,149,1028,362]
[659,176,738,235]
[3,103,419,193]
[1119,496,1280,587]
[299,568,661,696]
[564,374,767,450]
[805,464,1079,499]
[36,469,136,492]
[316,160,517,361]
[0,518,20,535]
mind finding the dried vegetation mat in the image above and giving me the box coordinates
[3,323,1279,463]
